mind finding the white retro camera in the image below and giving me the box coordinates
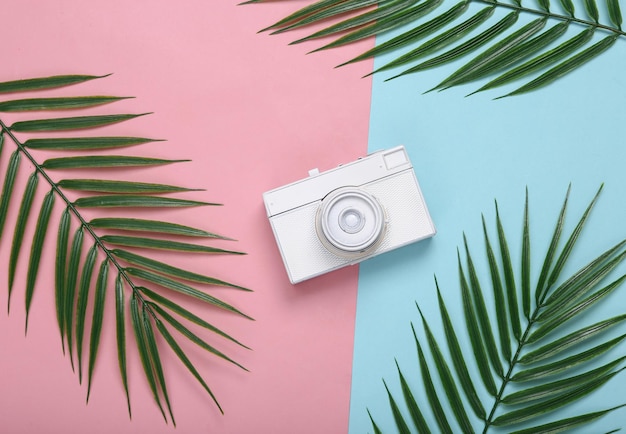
[263,146,436,284]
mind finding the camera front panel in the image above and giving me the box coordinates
[360,169,436,254]
[269,201,350,283]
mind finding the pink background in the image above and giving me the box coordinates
[0,2,373,433]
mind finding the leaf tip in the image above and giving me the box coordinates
[465,87,484,97]
[415,303,425,321]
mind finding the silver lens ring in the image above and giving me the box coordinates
[316,187,386,257]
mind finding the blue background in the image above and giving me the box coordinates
[349,5,626,432]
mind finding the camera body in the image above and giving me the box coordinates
[263,146,436,284]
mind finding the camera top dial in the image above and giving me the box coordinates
[316,187,386,257]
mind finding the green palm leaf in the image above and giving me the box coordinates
[502,356,626,405]
[0,74,107,93]
[481,215,511,362]
[89,217,230,239]
[495,201,520,340]
[114,274,131,417]
[0,96,130,112]
[25,189,55,329]
[86,259,109,402]
[290,0,423,44]
[608,0,623,28]
[24,136,160,150]
[250,0,626,97]
[112,249,249,290]
[0,74,249,422]
[384,378,414,434]
[530,275,626,342]
[148,302,247,370]
[58,179,201,194]
[460,20,570,94]
[100,234,244,254]
[257,0,356,32]
[535,184,571,304]
[538,249,626,321]
[492,369,621,426]
[0,150,21,239]
[126,268,252,319]
[314,0,445,52]
[521,315,626,362]
[130,294,167,422]
[387,11,520,80]
[501,34,618,97]
[8,172,39,308]
[55,209,71,352]
[418,305,473,432]
[561,0,577,15]
[436,284,485,418]
[585,0,600,21]
[10,113,149,132]
[75,244,98,382]
[41,155,187,169]
[73,195,214,208]
[64,225,85,372]
[338,0,470,66]
[458,250,498,395]
[368,5,495,75]
[414,328,453,433]
[521,188,531,318]
[141,302,176,425]
[154,317,225,414]
[368,409,384,434]
[473,26,596,94]
[463,234,503,377]
[511,333,626,381]
[370,186,626,432]
[433,17,548,91]
[270,0,382,35]
[509,405,625,434]
[394,361,431,432]
[140,286,249,347]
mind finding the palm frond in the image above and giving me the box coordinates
[0,74,250,422]
[249,0,625,97]
[370,186,626,432]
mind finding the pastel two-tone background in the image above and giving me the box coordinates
[0,1,625,434]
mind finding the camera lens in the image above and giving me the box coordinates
[316,187,386,257]
[338,208,365,234]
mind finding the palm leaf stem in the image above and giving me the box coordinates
[0,119,152,310]
[482,312,538,432]
[481,294,622,432]
[474,0,626,36]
